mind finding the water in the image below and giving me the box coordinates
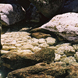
[0,66,12,78]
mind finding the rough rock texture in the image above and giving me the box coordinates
[31,32,51,39]
[29,0,65,18]
[1,48,55,69]
[7,62,78,78]
[39,13,78,42]
[0,4,25,26]
[7,62,67,78]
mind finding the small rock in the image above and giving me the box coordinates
[21,44,33,50]
[38,43,49,48]
[31,38,39,46]
[55,45,75,56]
[61,56,76,65]
[38,38,46,44]
[46,37,56,45]
[55,53,61,61]
[1,50,10,54]
[31,46,41,52]
[31,32,51,39]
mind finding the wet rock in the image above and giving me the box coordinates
[1,48,55,69]
[0,4,25,26]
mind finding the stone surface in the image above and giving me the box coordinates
[1,48,55,69]
[46,37,56,46]
[74,52,78,62]
[39,13,78,42]
[61,56,76,65]
[0,4,25,26]
[29,0,64,18]
[8,62,78,78]
[7,62,67,78]
[1,19,78,78]
[55,45,75,56]
[31,32,51,39]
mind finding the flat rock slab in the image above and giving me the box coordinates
[40,12,78,42]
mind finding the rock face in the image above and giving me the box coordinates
[1,48,55,69]
[7,62,67,78]
[40,12,78,42]
[29,0,65,18]
[0,4,25,26]
[61,0,78,13]
[7,62,78,78]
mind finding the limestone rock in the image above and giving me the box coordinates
[74,52,78,62]
[40,13,78,42]
[38,38,46,44]
[46,37,56,46]
[0,4,25,26]
[61,56,76,65]
[66,64,78,78]
[31,32,51,39]
[55,53,61,61]
[38,42,49,48]
[73,44,78,52]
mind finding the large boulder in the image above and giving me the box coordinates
[7,63,78,78]
[1,48,55,69]
[36,12,78,42]
[29,0,65,18]
[7,62,67,78]
[0,4,26,26]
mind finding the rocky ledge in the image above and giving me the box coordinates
[0,24,78,78]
